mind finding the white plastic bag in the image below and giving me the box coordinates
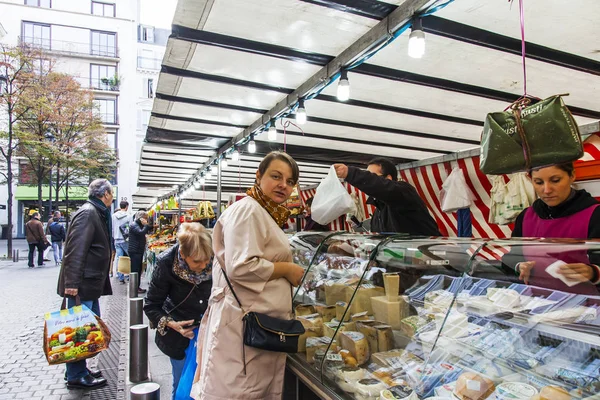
[440,167,475,213]
[311,166,355,225]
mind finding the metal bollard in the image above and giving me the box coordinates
[129,297,144,326]
[129,272,139,298]
[13,250,16,262]
[130,382,160,400]
[16,250,19,262]
[129,324,149,383]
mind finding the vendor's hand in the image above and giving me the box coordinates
[333,164,348,179]
[65,288,78,297]
[558,263,593,283]
[286,264,305,287]
[140,218,148,225]
[518,261,535,284]
[168,319,196,339]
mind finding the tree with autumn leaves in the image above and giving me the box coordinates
[0,44,116,255]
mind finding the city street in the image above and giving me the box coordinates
[0,240,121,400]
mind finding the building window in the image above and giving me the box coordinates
[146,78,154,98]
[90,64,117,90]
[91,1,115,17]
[22,22,51,50]
[139,25,154,43]
[25,0,51,7]
[94,98,117,124]
[91,31,116,57]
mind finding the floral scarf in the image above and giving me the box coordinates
[173,250,212,285]
[246,185,291,228]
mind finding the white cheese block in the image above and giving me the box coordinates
[315,305,337,322]
[370,296,409,330]
[375,325,394,352]
[339,331,370,365]
[298,329,320,352]
[434,311,468,338]
[383,273,400,301]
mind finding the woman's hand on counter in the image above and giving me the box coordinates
[558,263,593,282]
[517,261,535,284]
[271,262,305,286]
[167,319,196,339]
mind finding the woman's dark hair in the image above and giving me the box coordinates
[368,157,398,181]
[529,161,575,177]
[305,197,314,207]
[257,151,300,184]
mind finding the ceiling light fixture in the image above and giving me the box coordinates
[248,139,256,153]
[296,99,307,125]
[408,18,425,59]
[221,158,228,168]
[268,120,277,141]
[231,148,240,162]
[337,69,350,101]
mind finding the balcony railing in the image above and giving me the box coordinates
[137,56,162,70]
[20,37,118,58]
[90,78,119,91]
[96,113,117,124]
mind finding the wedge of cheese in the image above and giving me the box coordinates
[351,311,370,322]
[297,329,320,352]
[374,325,394,352]
[356,320,385,354]
[339,331,370,366]
[325,279,352,305]
[383,273,400,301]
[295,304,316,317]
[345,284,385,314]
[336,301,351,322]
[370,295,409,330]
[297,313,324,334]
[315,305,336,322]
[305,337,335,363]
[324,321,356,340]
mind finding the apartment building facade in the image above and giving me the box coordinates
[0,0,143,238]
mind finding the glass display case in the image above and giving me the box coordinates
[286,233,600,400]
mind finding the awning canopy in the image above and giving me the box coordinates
[134,0,600,210]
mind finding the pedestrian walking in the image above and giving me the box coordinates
[128,210,152,294]
[26,212,49,268]
[112,200,131,283]
[144,223,213,399]
[48,211,66,266]
[57,179,113,390]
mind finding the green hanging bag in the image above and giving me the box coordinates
[479,95,583,175]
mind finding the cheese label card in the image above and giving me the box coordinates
[546,260,581,287]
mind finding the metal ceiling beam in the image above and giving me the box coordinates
[168,31,600,120]
[159,68,482,126]
[305,0,600,76]
[155,93,266,114]
[151,112,249,129]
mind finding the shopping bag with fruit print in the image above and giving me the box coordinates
[43,296,111,365]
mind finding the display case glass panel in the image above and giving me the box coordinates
[289,234,600,400]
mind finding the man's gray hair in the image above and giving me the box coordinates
[135,211,148,220]
[88,179,112,198]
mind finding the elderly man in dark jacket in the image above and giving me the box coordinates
[25,212,49,268]
[57,179,113,390]
[334,157,440,236]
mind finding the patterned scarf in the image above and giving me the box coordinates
[246,185,291,228]
[174,249,212,285]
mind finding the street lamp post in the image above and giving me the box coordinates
[44,131,55,220]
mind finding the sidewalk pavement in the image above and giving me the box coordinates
[0,239,173,400]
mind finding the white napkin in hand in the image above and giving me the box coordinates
[546,260,581,287]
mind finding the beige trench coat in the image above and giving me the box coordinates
[193,197,293,400]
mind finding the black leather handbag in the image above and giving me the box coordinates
[220,267,305,353]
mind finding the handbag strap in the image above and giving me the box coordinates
[512,107,532,171]
[26,222,43,242]
[219,265,246,314]
[167,283,197,315]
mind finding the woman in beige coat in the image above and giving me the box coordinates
[193,152,306,400]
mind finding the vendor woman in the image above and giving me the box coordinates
[507,162,600,294]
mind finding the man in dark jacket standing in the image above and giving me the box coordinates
[57,179,113,390]
[333,158,440,236]
[128,211,152,294]
[26,212,49,268]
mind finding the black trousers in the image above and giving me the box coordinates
[28,242,44,266]
[129,252,144,288]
